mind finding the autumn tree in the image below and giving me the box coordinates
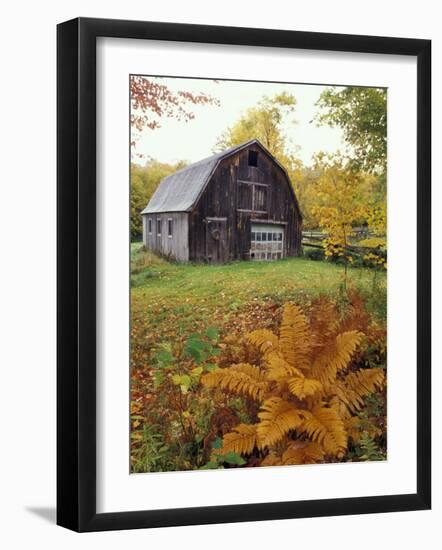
[130,76,219,153]
[309,153,375,281]
[315,87,387,177]
[214,92,298,161]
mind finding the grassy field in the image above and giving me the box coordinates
[130,243,386,366]
[130,243,387,472]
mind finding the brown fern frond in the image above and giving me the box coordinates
[247,329,279,357]
[222,424,259,455]
[201,363,269,401]
[281,441,325,465]
[310,330,363,387]
[299,405,347,458]
[309,296,340,348]
[279,303,311,371]
[265,351,305,381]
[339,290,371,334]
[343,368,385,407]
[288,376,323,400]
[257,397,307,448]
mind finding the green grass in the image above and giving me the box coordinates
[130,243,387,360]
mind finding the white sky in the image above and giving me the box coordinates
[132,77,347,166]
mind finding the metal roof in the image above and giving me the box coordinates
[141,139,263,214]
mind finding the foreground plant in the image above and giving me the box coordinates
[202,297,385,466]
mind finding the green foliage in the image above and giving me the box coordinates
[130,423,173,473]
[200,438,247,469]
[352,432,386,462]
[316,86,387,176]
[303,246,325,261]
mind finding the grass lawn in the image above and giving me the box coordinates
[130,243,387,370]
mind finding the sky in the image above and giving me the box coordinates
[131,77,347,167]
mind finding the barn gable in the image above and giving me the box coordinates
[141,139,298,215]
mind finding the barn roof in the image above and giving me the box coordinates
[141,139,276,215]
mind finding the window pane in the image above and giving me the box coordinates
[262,232,267,241]
[256,232,261,241]
[251,232,256,241]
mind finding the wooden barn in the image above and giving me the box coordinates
[141,139,302,263]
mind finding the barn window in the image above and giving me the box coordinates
[248,150,258,167]
[237,181,268,212]
[148,218,152,234]
[157,218,162,236]
[250,224,285,261]
[254,186,267,211]
[238,182,253,210]
[167,218,173,238]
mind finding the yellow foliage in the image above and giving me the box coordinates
[257,397,306,448]
[222,424,259,455]
[279,303,311,371]
[281,441,325,465]
[288,376,323,399]
[247,329,279,357]
[201,297,386,466]
[299,405,347,458]
[201,363,269,401]
[310,331,363,387]
[342,369,385,412]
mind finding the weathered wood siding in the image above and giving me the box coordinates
[142,212,189,261]
[189,144,302,262]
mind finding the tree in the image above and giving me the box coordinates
[310,153,375,282]
[214,92,297,161]
[130,76,219,153]
[315,87,387,176]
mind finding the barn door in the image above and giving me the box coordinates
[205,218,228,263]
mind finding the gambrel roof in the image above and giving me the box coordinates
[141,139,290,215]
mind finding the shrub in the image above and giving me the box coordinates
[304,246,325,261]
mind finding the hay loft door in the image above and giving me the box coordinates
[250,223,285,260]
[205,217,228,263]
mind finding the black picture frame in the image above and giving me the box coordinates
[57,17,431,532]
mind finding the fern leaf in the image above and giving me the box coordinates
[279,303,311,370]
[247,329,279,357]
[336,368,385,412]
[288,376,323,400]
[281,441,325,465]
[299,404,347,457]
[311,330,363,386]
[201,363,268,401]
[265,351,305,381]
[222,424,258,455]
[257,397,306,448]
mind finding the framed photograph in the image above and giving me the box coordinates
[57,17,431,532]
